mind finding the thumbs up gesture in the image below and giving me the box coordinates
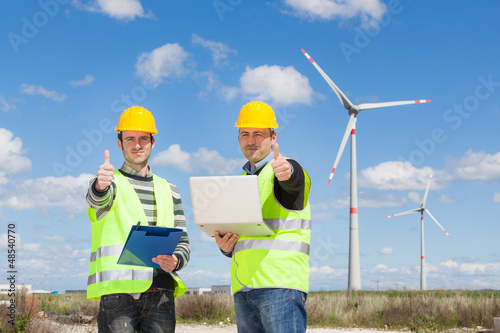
[96,150,115,191]
[271,143,292,181]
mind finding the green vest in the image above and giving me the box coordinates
[87,171,186,300]
[230,160,311,294]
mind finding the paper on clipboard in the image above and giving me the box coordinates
[117,222,183,269]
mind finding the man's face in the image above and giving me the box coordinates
[238,128,276,166]
[117,130,155,169]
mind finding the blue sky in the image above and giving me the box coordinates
[1,0,499,293]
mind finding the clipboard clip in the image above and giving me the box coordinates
[136,221,141,230]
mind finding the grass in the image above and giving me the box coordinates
[0,289,498,332]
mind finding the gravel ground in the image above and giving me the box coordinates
[31,319,415,333]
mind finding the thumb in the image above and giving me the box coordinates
[104,150,110,165]
[273,142,280,160]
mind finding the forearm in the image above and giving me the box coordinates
[170,184,190,271]
[86,177,115,220]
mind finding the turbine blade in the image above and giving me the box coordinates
[425,208,451,237]
[301,48,354,110]
[327,114,356,185]
[385,208,421,218]
[358,100,432,111]
[421,172,433,207]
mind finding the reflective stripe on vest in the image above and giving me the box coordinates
[88,269,153,285]
[234,238,310,255]
[265,218,311,230]
[90,245,123,262]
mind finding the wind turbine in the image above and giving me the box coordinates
[301,48,431,291]
[385,172,450,291]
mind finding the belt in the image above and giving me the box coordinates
[144,287,161,293]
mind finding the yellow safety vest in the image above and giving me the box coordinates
[231,160,311,294]
[87,171,186,300]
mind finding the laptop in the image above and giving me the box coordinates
[189,175,274,237]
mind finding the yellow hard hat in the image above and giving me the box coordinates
[234,101,279,129]
[115,106,158,135]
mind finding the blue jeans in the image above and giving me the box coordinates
[234,288,307,333]
[97,291,175,333]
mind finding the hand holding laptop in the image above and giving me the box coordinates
[215,231,239,253]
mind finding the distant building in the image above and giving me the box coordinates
[0,283,32,294]
[185,287,212,295]
[185,285,231,295]
[211,285,231,295]
[65,290,86,295]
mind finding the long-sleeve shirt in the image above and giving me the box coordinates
[86,163,190,290]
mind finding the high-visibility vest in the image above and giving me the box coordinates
[231,160,311,294]
[87,171,186,300]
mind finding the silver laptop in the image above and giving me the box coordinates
[189,175,274,237]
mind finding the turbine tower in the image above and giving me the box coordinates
[385,172,451,290]
[301,48,431,291]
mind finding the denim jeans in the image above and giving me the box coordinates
[97,291,175,333]
[234,288,307,333]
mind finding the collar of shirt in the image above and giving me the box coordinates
[242,152,273,175]
[120,163,153,178]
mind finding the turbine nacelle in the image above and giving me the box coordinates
[348,106,360,116]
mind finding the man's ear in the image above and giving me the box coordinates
[117,139,123,151]
[151,136,155,149]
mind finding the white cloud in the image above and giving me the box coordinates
[194,71,241,102]
[0,173,93,218]
[151,144,245,175]
[379,247,393,255]
[445,149,500,182]
[457,262,500,275]
[19,84,66,102]
[358,192,408,208]
[191,34,237,66]
[135,43,190,86]
[322,191,407,209]
[70,74,95,87]
[408,191,421,204]
[358,161,437,190]
[240,65,314,106]
[72,0,153,21]
[440,259,459,269]
[491,193,500,203]
[310,265,336,275]
[39,235,70,243]
[374,263,398,273]
[437,194,457,204]
[0,129,31,184]
[0,95,15,112]
[284,0,387,25]
[0,233,21,250]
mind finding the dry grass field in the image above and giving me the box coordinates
[0,290,498,332]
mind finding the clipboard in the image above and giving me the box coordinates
[117,222,184,269]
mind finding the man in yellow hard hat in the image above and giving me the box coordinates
[85,106,190,332]
[215,101,312,333]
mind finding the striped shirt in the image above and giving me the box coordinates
[86,163,190,272]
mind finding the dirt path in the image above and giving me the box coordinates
[32,319,412,333]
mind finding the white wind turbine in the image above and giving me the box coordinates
[301,48,431,291]
[385,172,450,291]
